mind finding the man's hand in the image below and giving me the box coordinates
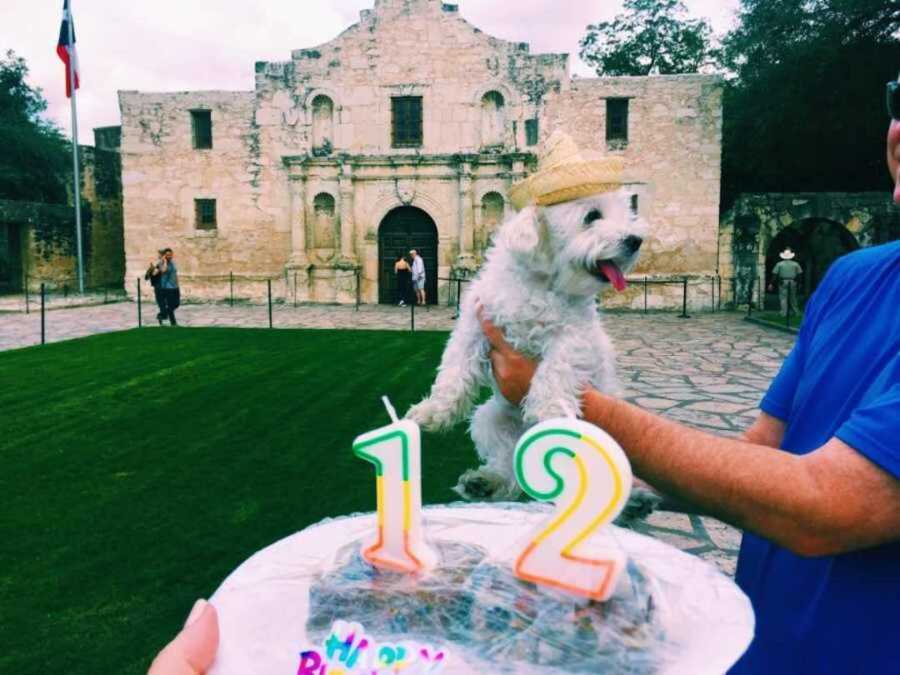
[477,305,537,405]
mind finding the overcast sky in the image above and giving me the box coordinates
[1,0,740,144]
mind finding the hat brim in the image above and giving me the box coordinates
[509,160,624,211]
[780,253,796,260]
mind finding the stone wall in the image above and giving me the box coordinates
[720,192,899,305]
[544,74,723,309]
[119,90,285,294]
[0,134,124,293]
[119,0,723,308]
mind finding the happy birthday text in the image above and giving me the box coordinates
[298,620,448,675]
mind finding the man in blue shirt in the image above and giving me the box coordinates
[477,98,900,672]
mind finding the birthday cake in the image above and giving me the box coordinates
[208,414,752,674]
[208,504,754,675]
[307,540,662,673]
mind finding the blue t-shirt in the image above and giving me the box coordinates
[161,260,179,289]
[732,241,900,675]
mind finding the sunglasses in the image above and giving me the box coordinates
[889,79,900,121]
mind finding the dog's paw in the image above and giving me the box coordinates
[452,468,521,502]
[613,486,663,530]
[405,399,457,432]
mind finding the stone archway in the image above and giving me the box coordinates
[378,206,438,305]
[765,218,859,301]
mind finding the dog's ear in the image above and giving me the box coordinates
[499,206,550,266]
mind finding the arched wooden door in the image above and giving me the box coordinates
[378,207,438,305]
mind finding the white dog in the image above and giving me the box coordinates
[407,189,647,501]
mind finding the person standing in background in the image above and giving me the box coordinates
[394,254,412,306]
[410,249,426,306]
[145,249,166,326]
[158,248,181,326]
[772,248,803,316]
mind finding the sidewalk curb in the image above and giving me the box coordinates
[745,316,800,335]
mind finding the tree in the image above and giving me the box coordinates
[0,50,70,204]
[579,0,713,76]
[719,0,900,206]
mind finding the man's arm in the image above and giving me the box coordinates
[582,390,900,557]
[479,307,900,557]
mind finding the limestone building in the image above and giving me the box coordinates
[119,0,723,307]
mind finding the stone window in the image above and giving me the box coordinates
[392,96,423,148]
[312,192,337,249]
[311,95,334,156]
[525,118,539,147]
[479,192,505,253]
[606,98,629,146]
[480,91,506,148]
[191,110,213,150]
[195,198,217,230]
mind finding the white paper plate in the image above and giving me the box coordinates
[209,503,753,674]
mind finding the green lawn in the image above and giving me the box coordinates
[0,327,475,674]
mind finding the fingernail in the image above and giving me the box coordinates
[185,599,208,628]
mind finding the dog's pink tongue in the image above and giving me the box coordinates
[599,261,627,291]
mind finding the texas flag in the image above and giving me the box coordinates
[56,0,80,97]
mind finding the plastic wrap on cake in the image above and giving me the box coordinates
[308,539,664,674]
[208,504,754,675]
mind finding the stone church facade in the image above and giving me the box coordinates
[119,0,723,307]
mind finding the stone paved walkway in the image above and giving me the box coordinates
[0,302,796,576]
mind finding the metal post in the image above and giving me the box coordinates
[747,277,755,317]
[40,283,46,345]
[644,276,648,314]
[356,268,361,311]
[229,271,234,307]
[24,276,30,314]
[103,284,108,304]
[410,300,415,332]
[136,277,142,327]
[711,277,715,312]
[267,279,273,329]
[293,271,298,308]
[732,277,737,309]
[717,275,722,312]
[758,276,763,312]
[679,277,690,319]
[64,283,69,299]
[456,279,462,315]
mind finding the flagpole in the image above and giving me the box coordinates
[67,0,85,294]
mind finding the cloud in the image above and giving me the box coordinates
[0,0,736,142]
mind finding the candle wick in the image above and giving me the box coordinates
[382,396,400,424]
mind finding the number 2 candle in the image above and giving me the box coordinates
[353,397,437,573]
[513,418,633,601]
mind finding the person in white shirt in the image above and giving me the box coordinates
[410,249,426,306]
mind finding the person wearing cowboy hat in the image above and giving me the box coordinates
[772,247,803,316]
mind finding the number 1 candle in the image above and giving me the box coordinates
[353,397,437,573]
[513,418,633,601]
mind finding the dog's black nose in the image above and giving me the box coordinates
[623,235,643,254]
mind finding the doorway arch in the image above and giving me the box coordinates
[378,206,438,305]
[765,218,859,300]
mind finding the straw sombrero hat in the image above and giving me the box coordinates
[509,130,623,211]
[780,248,796,260]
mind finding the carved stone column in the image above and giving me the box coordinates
[455,160,477,273]
[338,160,357,265]
[287,172,309,268]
